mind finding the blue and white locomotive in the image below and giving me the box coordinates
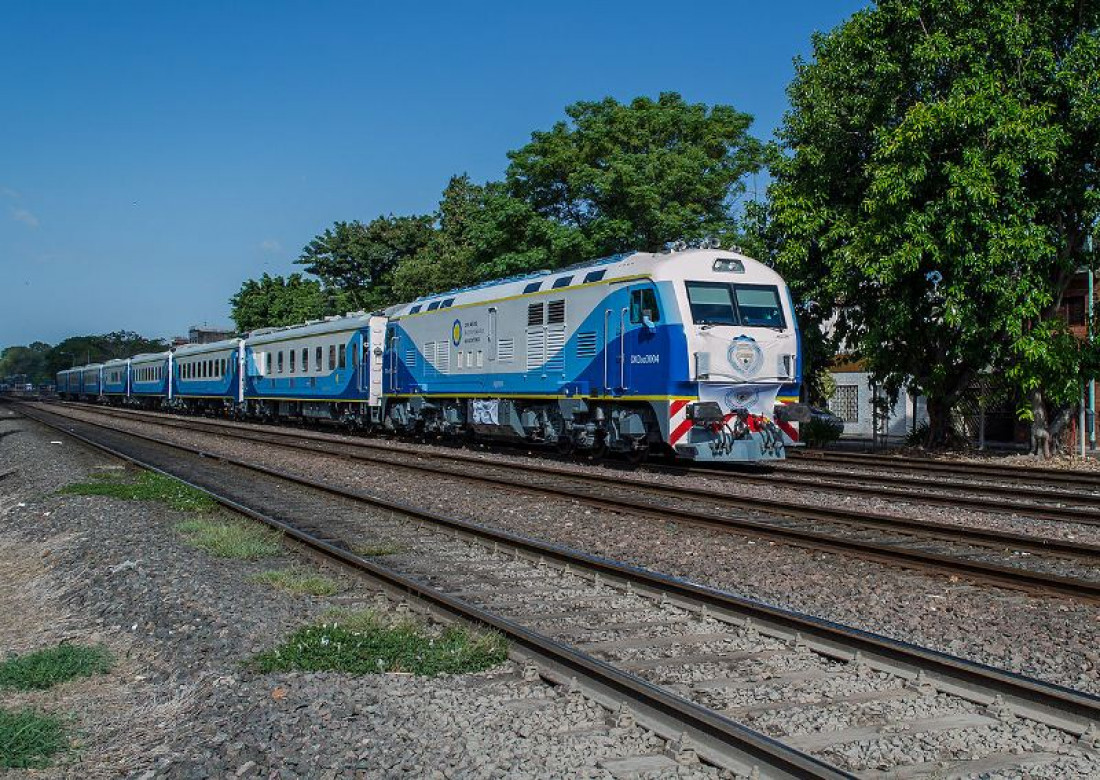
[56,247,802,463]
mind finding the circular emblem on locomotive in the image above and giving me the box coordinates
[451,319,462,347]
[725,387,760,411]
[727,335,764,377]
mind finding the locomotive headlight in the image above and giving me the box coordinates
[712,258,745,273]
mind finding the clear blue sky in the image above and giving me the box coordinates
[0,0,867,349]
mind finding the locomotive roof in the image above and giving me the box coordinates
[387,248,774,316]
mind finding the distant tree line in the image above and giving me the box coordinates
[0,332,168,384]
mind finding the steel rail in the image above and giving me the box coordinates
[35,402,1100,602]
[16,400,1100,746]
[694,463,1100,524]
[12,402,849,779]
[789,449,1100,491]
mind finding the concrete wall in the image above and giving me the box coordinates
[827,371,928,442]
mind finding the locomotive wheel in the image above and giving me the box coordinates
[555,436,575,456]
[623,445,649,466]
[576,441,607,463]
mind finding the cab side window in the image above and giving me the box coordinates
[630,288,661,324]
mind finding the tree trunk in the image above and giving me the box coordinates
[924,396,952,447]
[1030,387,1052,459]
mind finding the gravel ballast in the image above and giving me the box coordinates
[43,404,1100,699]
[0,408,725,778]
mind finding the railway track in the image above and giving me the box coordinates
[9,400,1100,778]
[788,448,1100,493]
[45,399,1100,524]
[33,401,1100,602]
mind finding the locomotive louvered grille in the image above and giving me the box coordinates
[547,299,565,324]
[527,302,545,326]
[545,325,566,371]
[436,341,450,373]
[405,349,416,367]
[423,341,436,370]
[576,331,598,358]
[526,328,545,370]
[497,337,514,363]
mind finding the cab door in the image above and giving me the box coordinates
[621,283,663,394]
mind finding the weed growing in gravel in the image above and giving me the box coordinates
[176,518,282,559]
[252,610,507,677]
[353,542,405,557]
[60,471,215,513]
[0,644,113,691]
[249,569,341,596]
[0,709,65,768]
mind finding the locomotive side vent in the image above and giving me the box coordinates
[576,331,598,358]
[546,325,567,372]
[527,302,545,326]
[497,337,515,363]
[526,328,546,370]
[547,299,566,324]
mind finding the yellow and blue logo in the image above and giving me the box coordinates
[451,319,462,347]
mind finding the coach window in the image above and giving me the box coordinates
[352,341,359,368]
[300,349,307,374]
[629,288,661,324]
[315,346,322,371]
[338,344,347,370]
[278,351,284,373]
[265,353,272,375]
[290,349,297,373]
[328,344,336,370]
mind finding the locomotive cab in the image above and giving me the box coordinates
[652,250,800,461]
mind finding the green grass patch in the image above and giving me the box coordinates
[176,517,282,560]
[0,709,66,769]
[60,470,215,513]
[252,610,507,677]
[0,644,113,692]
[249,568,341,596]
[353,542,405,557]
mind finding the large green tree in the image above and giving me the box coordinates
[0,341,52,383]
[507,92,765,254]
[392,175,588,301]
[228,273,340,332]
[297,216,434,310]
[771,0,1100,451]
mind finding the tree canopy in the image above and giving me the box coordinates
[228,273,342,332]
[507,92,765,255]
[770,0,1100,449]
[296,216,434,310]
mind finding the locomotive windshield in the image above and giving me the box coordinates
[686,282,786,329]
